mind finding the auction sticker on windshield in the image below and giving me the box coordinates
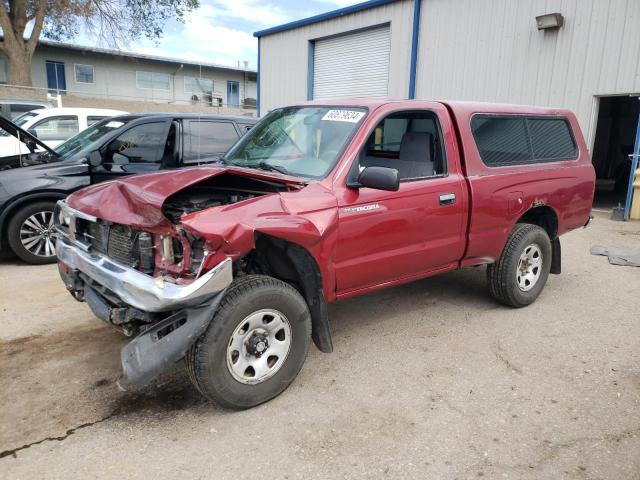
[322,110,365,123]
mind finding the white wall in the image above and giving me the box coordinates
[416,0,640,147]
[27,47,256,107]
[259,0,414,113]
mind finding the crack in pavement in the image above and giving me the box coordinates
[492,341,523,375]
[0,410,118,460]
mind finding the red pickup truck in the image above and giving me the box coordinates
[55,100,595,409]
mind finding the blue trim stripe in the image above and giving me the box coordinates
[408,0,421,99]
[253,0,400,37]
[623,109,640,220]
[307,41,315,100]
[256,37,261,116]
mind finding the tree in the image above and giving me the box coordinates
[0,0,199,86]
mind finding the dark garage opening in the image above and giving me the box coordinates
[591,95,640,210]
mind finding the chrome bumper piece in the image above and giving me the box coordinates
[57,238,232,312]
[55,200,233,313]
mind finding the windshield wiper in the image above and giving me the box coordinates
[251,162,293,176]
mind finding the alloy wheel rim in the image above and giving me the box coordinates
[19,210,56,258]
[516,243,542,292]
[226,308,292,385]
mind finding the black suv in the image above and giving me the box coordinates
[0,113,256,264]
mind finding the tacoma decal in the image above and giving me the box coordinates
[341,203,380,213]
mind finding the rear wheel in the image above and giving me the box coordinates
[186,275,311,409]
[487,223,552,308]
[7,201,58,264]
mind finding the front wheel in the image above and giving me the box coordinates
[186,275,312,409]
[7,201,58,264]
[487,223,552,308]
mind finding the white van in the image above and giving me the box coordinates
[0,107,127,157]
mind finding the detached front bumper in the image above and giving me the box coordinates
[56,238,232,312]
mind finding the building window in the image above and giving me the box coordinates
[184,76,214,93]
[136,71,171,91]
[74,64,94,84]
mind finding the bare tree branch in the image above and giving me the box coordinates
[0,2,15,42]
[27,0,48,52]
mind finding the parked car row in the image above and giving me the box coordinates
[0,108,127,157]
[0,110,256,263]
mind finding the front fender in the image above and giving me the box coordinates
[180,184,340,301]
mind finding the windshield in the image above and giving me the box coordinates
[14,111,38,127]
[54,118,131,158]
[224,106,366,178]
[0,111,38,137]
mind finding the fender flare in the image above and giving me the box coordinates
[284,242,333,353]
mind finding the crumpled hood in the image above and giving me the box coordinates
[66,166,304,228]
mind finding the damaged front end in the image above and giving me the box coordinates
[54,198,240,388]
[55,201,233,387]
[54,168,310,388]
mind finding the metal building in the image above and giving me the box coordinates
[254,0,640,203]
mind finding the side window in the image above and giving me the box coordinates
[471,115,577,167]
[528,118,577,160]
[183,120,239,162]
[471,117,530,166]
[87,116,107,126]
[32,116,79,141]
[354,110,447,181]
[106,122,169,164]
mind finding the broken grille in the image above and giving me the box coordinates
[79,221,140,267]
[107,225,137,266]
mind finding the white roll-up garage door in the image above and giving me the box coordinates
[313,25,390,99]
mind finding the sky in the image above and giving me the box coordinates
[82,0,363,70]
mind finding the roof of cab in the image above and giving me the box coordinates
[285,98,573,116]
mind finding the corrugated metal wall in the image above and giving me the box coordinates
[259,0,414,113]
[416,0,640,147]
[259,0,640,145]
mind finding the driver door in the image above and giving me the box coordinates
[90,119,172,184]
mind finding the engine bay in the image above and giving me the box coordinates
[161,173,290,223]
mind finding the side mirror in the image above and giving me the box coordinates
[356,166,400,191]
[27,128,38,138]
[87,150,102,167]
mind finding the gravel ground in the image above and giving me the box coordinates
[1,212,639,480]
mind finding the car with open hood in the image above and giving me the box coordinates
[0,107,128,157]
[0,113,256,264]
[54,100,596,409]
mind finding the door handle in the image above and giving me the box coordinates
[439,193,456,206]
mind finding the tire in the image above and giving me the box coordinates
[186,275,312,409]
[487,223,552,308]
[7,201,58,265]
